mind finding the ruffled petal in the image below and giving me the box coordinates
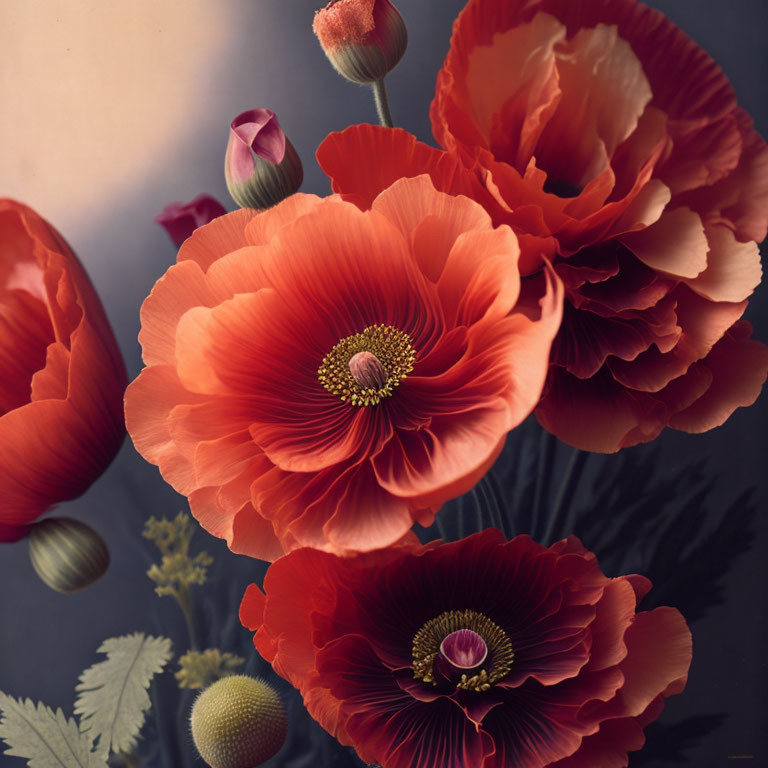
[607,288,746,392]
[244,193,327,246]
[669,321,768,433]
[0,290,53,412]
[684,225,762,303]
[678,110,768,243]
[482,684,589,768]
[620,208,708,279]
[614,607,691,717]
[548,715,646,768]
[317,635,494,768]
[317,125,493,212]
[30,342,70,402]
[536,366,666,453]
[124,365,206,494]
[138,259,222,367]
[535,23,652,190]
[177,207,257,271]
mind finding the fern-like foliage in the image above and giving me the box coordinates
[74,633,172,759]
[0,693,108,768]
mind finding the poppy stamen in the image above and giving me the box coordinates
[318,324,415,406]
[412,609,514,692]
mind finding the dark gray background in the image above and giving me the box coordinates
[1,1,767,766]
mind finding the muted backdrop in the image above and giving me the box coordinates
[1,1,767,766]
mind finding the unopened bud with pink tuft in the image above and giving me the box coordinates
[224,109,303,210]
[155,194,226,247]
[313,0,407,84]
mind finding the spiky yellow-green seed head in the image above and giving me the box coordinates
[190,675,287,768]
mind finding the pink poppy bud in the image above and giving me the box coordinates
[224,109,303,210]
[155,194,226,247]
[313,0,407,84]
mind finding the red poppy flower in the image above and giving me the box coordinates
[240,529,692,768]
[318,0,768,452]
[0,200,127,542]
[124,177,561,560]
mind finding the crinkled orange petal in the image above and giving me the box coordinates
[684,226,762,304]
[177,207,257,271]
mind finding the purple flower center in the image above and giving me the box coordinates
[318,325,415,407]
[348,351,386,390]
[440,629,488,670]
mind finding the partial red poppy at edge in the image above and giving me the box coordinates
[0,199,127,541]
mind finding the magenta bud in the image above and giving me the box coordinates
[224,109,303,210]
[313,0,407,84]
[155,194,227,247]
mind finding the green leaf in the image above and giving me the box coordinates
[0,693,108,768]
[74,633,172,759]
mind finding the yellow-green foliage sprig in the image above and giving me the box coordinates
[143,512,213,648]
[143,513,213,601]
[176,649,245,690]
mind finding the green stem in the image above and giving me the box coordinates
[372,79,394,127]
[116,752,142,768]
[176,586,199,651]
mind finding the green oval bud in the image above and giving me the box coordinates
[190,675,287,768]
[28,517,109,594]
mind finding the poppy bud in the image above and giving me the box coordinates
[155,194,226,247]
[28,517,109,594]
[313,0,407,84]
[224,109,303,210]
[190,675,287,768]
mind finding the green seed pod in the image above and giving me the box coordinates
[313,0,408,85]
[28,517,109,594]
[190,675,287,768]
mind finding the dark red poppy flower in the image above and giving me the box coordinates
[318,0,768,452]
[0,200,127,541]
[240,529,692,768]
[125,177,561,560]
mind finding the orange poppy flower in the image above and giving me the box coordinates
[0,200,127,541]
[318,0,768,452]
[125,177,562,560]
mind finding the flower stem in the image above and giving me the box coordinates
[176,585,199,651]
[117,752,142,768]
[372,79,394,127]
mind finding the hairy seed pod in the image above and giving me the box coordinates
[313,0,408,84]
[28,517,109,593]
[190,675,287,768]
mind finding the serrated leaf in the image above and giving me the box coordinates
[74,633,172,759]
[0,693,108,768]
